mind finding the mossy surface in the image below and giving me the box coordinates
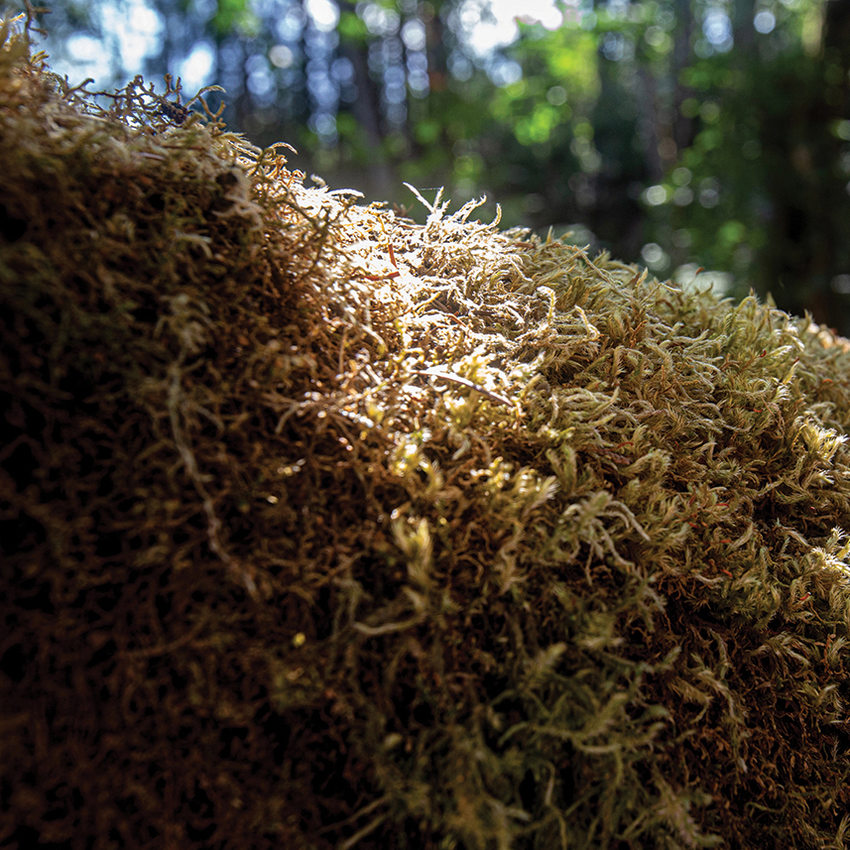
[1,15,849,850]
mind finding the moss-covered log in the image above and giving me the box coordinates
[1,14,848,850]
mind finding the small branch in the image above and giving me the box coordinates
[411,367,514,408]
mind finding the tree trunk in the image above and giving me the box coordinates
[757,0,850,332]
[731,0,756,52]
[671,0,696,154]
[332,0,394,196]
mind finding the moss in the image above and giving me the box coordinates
[1,13,848,850]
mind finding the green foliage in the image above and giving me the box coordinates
[649,37,850,322]
[209,0,258,38]
[338,8,369,41]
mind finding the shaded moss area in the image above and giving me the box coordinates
[1,15,849,850]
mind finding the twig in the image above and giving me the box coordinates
[411,367,513,408]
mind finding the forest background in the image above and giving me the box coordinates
[24,0,850,333]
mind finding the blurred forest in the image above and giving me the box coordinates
[27,0,850,332]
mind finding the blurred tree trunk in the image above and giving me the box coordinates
[731,0,756,51]
[757,0,850,332]
[671,0,695,154]
[230,38,251,137]
[635,63,663,181]
[423,0,449,93]
[593,39,650,260]
[808,0,850,330]
[332,0,394,195]
[420,0,452,160]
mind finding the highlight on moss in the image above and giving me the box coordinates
[1,11,848,849]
